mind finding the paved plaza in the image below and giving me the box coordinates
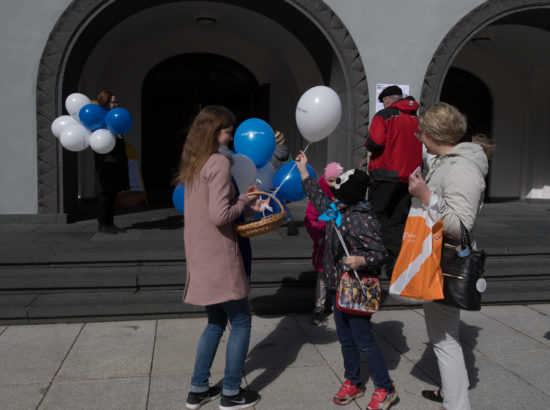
[0,304,549,409]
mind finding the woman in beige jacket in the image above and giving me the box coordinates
[175,105,265,410]
[409,102,493,410]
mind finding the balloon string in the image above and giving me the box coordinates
[272,143,310,198]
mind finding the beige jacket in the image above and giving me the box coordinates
[183,154,253,306]
[425,142,488,243]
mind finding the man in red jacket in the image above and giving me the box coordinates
[365,85,422,275]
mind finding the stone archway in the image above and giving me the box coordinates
[36,0,368,215]
[420,0,550,109]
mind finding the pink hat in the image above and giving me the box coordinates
[324,162,344,179]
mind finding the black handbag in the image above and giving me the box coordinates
[438,221,487,311]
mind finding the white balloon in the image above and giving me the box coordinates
[89,128,116,154]
[254,162,276,191]
[60,124,91,152]
[295,86,342,142]
[231,154,257,194]
[65,93,91,116]
[51,115,79,139]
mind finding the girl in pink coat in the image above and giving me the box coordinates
[305,162,343,325]
[175,106,267,410]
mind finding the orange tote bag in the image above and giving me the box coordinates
[390,197,444,302]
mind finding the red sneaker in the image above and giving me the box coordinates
[367,383,398,410]
[333,379,364,405]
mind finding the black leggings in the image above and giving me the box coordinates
[97,191,117,225]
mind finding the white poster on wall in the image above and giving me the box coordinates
[375,83,410,113]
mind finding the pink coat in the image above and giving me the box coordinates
[183,154,253,306]
[304,176,334,272]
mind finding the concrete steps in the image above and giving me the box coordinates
[1,254,550,324]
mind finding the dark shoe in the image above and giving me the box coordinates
[219,388,260,409]
[422,389,443,403]
[310,311,323,325]
[286,220,298,236]
[98,224,118,234]
[333,379,364,405]
[113,224,126,233]
[186,386,221,409]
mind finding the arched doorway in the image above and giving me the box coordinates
[36,0,369,218]
[141,53,267,204]
[440,67,493,199]
[421,0,550,200]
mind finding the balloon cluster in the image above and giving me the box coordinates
[172,85,342,215]
[51,92,133,154]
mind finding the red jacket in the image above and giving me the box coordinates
[304,176,334,272]
[365,97,422,182]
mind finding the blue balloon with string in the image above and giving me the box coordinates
[234,118,275,168]
[172,184,185,214]
[272,161,316,202]
[105,107,133,134]
[78,104,105,131]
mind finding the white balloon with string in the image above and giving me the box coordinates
[65,93,91,117]
[60,123,91,152]
[296,85,342,142]
[51,115,79,138]
[89,128,116,154]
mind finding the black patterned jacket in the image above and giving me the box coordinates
[302,176,388,290]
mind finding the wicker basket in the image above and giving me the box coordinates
[234,191,286,237]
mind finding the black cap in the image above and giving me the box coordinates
[330,169,372,205]
[378,85,403,102]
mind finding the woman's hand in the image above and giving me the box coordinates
[342,255,366,271]
[408,171,432,206]
[295,150,310,180]
[250,196,270,213]
[245,185,259,201]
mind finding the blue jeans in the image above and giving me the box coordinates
[190,297,252,396]
[332,294,392,390]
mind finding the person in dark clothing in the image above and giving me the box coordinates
[365,85,422,275]
[94,90,130,234]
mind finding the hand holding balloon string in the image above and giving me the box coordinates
[272,143,310,198]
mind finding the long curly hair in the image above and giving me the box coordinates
[174,105,235,186]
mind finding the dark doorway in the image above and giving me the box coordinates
[440,67,493,198]
[141,53,269,205]
[440,67,492,137]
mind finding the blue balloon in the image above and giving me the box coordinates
[105,107,133,134]
[172,184,185,214]
[272,161,316,202]
[234,118,275,168]
[78,104,105,131]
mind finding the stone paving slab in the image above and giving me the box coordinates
[0,383,47,410]
[0,306,548,409]
[480,304,550,347]
[56,321,156,381]
[39,377,149,410]
[0,323,82,385]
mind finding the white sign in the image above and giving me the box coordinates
[375,83,410,113]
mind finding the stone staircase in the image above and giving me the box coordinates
[1,201,549,324]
